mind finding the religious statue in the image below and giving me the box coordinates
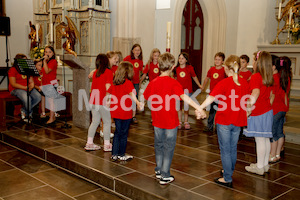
[28,21,43,49]
[57,16,81,57]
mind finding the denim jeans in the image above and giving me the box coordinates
[207,101,218,130]
[154,126,177,178]
[216,124,241,182]
[112,118,132,156]
[11,88,41,116]
[271,111,286,142]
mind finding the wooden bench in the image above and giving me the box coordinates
[0,90,22,127]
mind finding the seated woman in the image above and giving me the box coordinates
[8,53,41,121]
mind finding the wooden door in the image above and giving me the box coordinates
[181,0,204,91]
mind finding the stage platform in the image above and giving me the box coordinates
[1,106,300,199]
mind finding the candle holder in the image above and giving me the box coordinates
[272,19,281,45]
[285,24,292,45]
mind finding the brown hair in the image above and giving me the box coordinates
[13,53,27,67]
[146,48,161,66]
[95,54,110,78]
[106,51,117,68]
[240,54,249,63]
[256,51,273,87]
[225,55,241,86]
[158,52,175,72]
[130,44,143,60]
[44,45,56,60]
[115,51,123,64]
[214,52,225,61]
[113,61,134,85]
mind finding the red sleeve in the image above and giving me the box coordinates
[143,64,149,74]
[173,80,185,97]
[8,67,17,77]
[48,59,57,70]
[123,55,131,62]
[250,73,261,91]
[139,60,143,72]
[189,65,197,77]
[210,80,225,97]
[207,68,212,78]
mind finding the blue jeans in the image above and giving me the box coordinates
[11,88,41,116]
[112,118,132,156]
[207,101,218,130]
[271,111,286,142]
[217,124,241,182]
[154,126,177,178]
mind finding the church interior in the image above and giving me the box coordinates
[0,0,300,199]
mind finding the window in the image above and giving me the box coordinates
[96,0,102,6]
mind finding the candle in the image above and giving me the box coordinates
[278,3,282,20]
[50,23,53,42]
[36,24,39,42]
[288,7,292,25]
[166,22,171,50]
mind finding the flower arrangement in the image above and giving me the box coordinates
[30,47,44,59]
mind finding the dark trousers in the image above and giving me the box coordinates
[207,101,218,130]
[112,118,132,156]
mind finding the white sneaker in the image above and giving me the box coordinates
[245,163,264,175]
[159,175,175,185]
[100,130,114,138]
[118,154,133,161]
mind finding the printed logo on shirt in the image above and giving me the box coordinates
[240,75,243,78]
[213,73,219,79]
[38,77,42,81]
[134,62,139,68]
[179,71,186,78]
[22,75,27,79]
[153,68,159,74]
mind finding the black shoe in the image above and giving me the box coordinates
[214,177,232,188]
[203,127,213,132]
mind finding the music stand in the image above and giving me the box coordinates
[13,59,40,131]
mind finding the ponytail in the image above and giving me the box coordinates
[232,61,240,86]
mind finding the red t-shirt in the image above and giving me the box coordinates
[286,78,291,111]
[239,70,252,82]
[33,73,42,87]
[210,77,250,127]
[249,73,272,116]
[89,68,113,105]
[207,66,226,93]
[143,62,160,82]
[124,55,143,84]
[41,59,57,85]
[272,73,289,115]
[175,65,197,93]
[111,65,118,75]
[108,79,135,120]
[144,76,184,129]
[8,67,28,92]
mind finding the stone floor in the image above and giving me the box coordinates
[0,98,300,199]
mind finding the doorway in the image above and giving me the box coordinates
[181,0,204,91]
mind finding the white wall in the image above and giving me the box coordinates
[0,0,33,89]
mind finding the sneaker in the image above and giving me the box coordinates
[84,143,101,151]
[245,163,264,175]
[111,155,118,161]
[155,171,162,179]
[159,175,175,185]
[184,122,190,130]
[100,130,114,138]
[40,112,46,118]
[264,164,270,173]
[132,117,138,124]
[118,154,133,161]
[103,143,112,152]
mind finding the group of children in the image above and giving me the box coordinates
[8,46,59,125]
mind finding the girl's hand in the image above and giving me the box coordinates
[137,101,144,111]
[195,109,206,119]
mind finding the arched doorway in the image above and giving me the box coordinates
[181,0,204,91]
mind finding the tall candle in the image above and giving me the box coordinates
[288,7,292,25]
[278,3,282,20]
[166,22,171,50]
[36,24,39,42]
[50,23,53,42]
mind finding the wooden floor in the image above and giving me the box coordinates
[0,103,300,199]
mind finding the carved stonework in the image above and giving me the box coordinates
[55,25,62,49]
[79,12,89,18]
[80,21,89,53]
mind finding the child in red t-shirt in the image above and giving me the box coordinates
[85,54,113,151]
[239,54,252,82]
[123,44,143,123]
[197,55,250,187]
[175,52,202,130]
[244,51,274,176]
[140,48,161,83]
[269,56,291,163]
[108,61,143,161]
[144,52,202,185]
[201,52,226,132]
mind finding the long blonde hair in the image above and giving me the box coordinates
[147,48,161,67]
[225,55,241,86]
[256,51,273,87]
[113,61,134,85]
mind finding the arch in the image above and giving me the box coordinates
[173,0,226,81]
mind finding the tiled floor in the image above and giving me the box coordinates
[0,97,300,199]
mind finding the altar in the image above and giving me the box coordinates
[258,44,300,97]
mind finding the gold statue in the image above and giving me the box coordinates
[57,16,81,57]
[28,21,43,49]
